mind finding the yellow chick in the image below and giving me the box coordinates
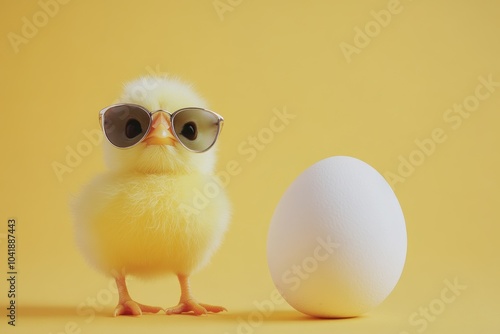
[72,76,230,316]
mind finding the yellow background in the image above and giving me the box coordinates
[1,1,499,333]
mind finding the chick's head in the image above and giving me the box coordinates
[103,76,217,175]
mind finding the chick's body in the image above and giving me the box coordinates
[75,171,229,278]
[72,76,230,316]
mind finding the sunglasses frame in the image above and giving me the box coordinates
[99,103,224,153]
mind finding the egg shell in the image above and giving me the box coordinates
[267,156,407,318]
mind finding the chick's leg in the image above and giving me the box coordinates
[114,276,163,316]
[166,274,227,315]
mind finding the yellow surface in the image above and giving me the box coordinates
[1,0,499,333]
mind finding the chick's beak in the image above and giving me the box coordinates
[144,112,176,146]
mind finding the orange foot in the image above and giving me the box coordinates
[166,299,227,316]
[114,300,163,317]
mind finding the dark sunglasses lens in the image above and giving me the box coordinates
[102,105,151,148]
[173,108,220,152]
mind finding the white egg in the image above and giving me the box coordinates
[267,156,407,318]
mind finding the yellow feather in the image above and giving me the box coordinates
[73,171,230,278]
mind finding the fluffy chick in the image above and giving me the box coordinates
[72,76,230,316]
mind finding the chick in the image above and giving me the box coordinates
[72,76,230,316]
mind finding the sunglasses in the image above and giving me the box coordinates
[99,103,224,152]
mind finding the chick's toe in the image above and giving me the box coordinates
[166,300,227,316]
[114,300,163,317]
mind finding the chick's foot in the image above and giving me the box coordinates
[166,274,227,316]
[113,276,162,316]
[166,299,226,316]
[114,300,163,316]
